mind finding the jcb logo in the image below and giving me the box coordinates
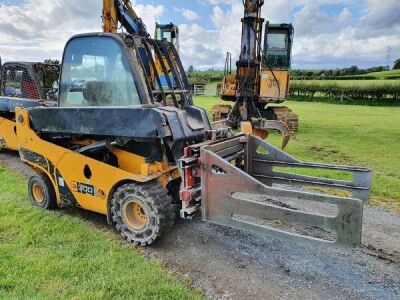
[268,78,280,88]
[73,182,97,196]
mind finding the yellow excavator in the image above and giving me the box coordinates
[13,0,371,248]
[214,0,298,149]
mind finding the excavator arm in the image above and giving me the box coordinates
[102,0,149,37]
[215,0,297,149]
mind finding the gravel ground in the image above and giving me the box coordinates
[1,151,399,299]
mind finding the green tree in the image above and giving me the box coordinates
[44,59,60,65]
[187,65,195,74]
[394,58,400,70]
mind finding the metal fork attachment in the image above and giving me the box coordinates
[180,134,372,248]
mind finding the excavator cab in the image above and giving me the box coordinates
[154,23,180,89]
[259,23,294,102]
[263,23,293,70]
[155,23,180,53]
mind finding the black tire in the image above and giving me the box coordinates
[28,173,57,209]
[167,178,182,217]
[111,181,175,247]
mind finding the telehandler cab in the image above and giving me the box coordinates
[16,32,372,248]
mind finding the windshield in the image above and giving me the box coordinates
[267,33,287,50]
[157,28,172,42]
[60,36,140,107]
[263,30,291,70]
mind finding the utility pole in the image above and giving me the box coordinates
[386,46,392,70]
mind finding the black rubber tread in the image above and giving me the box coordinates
[28,173,57,210]
[167,178,182,217]
[110,181,175,247]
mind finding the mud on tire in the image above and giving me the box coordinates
[28,173,57,209]
[111,181,175,247]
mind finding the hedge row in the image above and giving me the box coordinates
[292,76,400,81]
[289,81,400,105]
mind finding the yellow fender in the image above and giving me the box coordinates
[0,117,18,151]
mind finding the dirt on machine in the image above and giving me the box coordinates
[213,0,299,148]
[1,0,372,249]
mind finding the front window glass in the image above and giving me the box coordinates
[162,31,172,42]
[60,36,140,107]
[267,33,287,50]
[263,31,291,69]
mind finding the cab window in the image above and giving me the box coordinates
[263,31,291,69]
[267,33,287,50]
[60,36,141,107]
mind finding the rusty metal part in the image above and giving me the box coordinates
[197,134,371,248]
[252,119,290,150]
[211,104,232,122]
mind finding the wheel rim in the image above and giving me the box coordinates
[32,183,44,203]
[123,200,148,231]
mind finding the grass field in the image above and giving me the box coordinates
[0,166,200,299]
[363,69,400,78]
[195,96,400,211]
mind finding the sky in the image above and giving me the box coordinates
[0,0,399,70]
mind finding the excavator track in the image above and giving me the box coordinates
[268,106,299,133]
[212,105,299,133]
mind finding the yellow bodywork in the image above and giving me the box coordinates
[103,0,139,33]
[16,108,180,216]
[102,0,118,33]
[220,74,237,99]
[0,117,18,151]
[259,69,290,102]
[220,70,290,103]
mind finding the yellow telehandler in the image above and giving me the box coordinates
[14,0,371,248]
